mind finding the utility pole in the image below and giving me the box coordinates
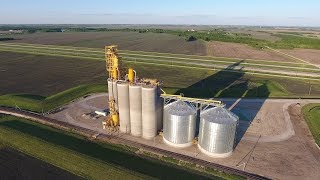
[308,81,312,95]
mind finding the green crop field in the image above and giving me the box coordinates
[269,34,320,49]
[302,104,320,146]
[167,30,320,50]
[0,115,242,179]
[0,84,106,112]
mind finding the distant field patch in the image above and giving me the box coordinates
[226,29,281,42]
[280,49,320,66]
[207,41,293,62]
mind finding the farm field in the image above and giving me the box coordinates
[0,51,319,97]
[0,147,82,180]
[0,51,106,96]
[1,43,319,79]
[0,84,106,112]
[206,41,292,62]
[5,31,319,62]
[5,31,207,55]
[1,51,320,114]
[0,115,226,179]
[224,28,281,42]
[280,49,320,66]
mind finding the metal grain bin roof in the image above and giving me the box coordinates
[201,107,238,124]
[165,100,196,116]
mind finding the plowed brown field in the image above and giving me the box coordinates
[8,32,207,55]
[280,49,320,65]
[207,41,293,62]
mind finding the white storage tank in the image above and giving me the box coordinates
[163,101,197,147]
[117,82,130,133]
[129,84,142,136]
[198,107,239,158]
[141,85,158,139]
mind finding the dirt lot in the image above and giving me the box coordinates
[280,49,320,66]
[8,32,207,55]
[207,41,294,62]
[0,148,82,180]
[48,94,320,179]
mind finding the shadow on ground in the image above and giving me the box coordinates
[0,148,83,180]
[176,61,270,145]
[0,120,214,179]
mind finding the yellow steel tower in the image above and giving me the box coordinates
[106,45,120,80]
[103,45,120,129]
[103,45,137,130]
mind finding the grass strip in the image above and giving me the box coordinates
[302,103,320,146]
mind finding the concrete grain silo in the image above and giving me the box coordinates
[117,82,130,133]
[108,80,119,111]
[141,85,158,139]
[129,84,142,136]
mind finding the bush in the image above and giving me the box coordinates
[186,35,197,41]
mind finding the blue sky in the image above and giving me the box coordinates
[0,0,319,26]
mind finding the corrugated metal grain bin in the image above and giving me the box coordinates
[198,107,239,158]
[163,101,197,147]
